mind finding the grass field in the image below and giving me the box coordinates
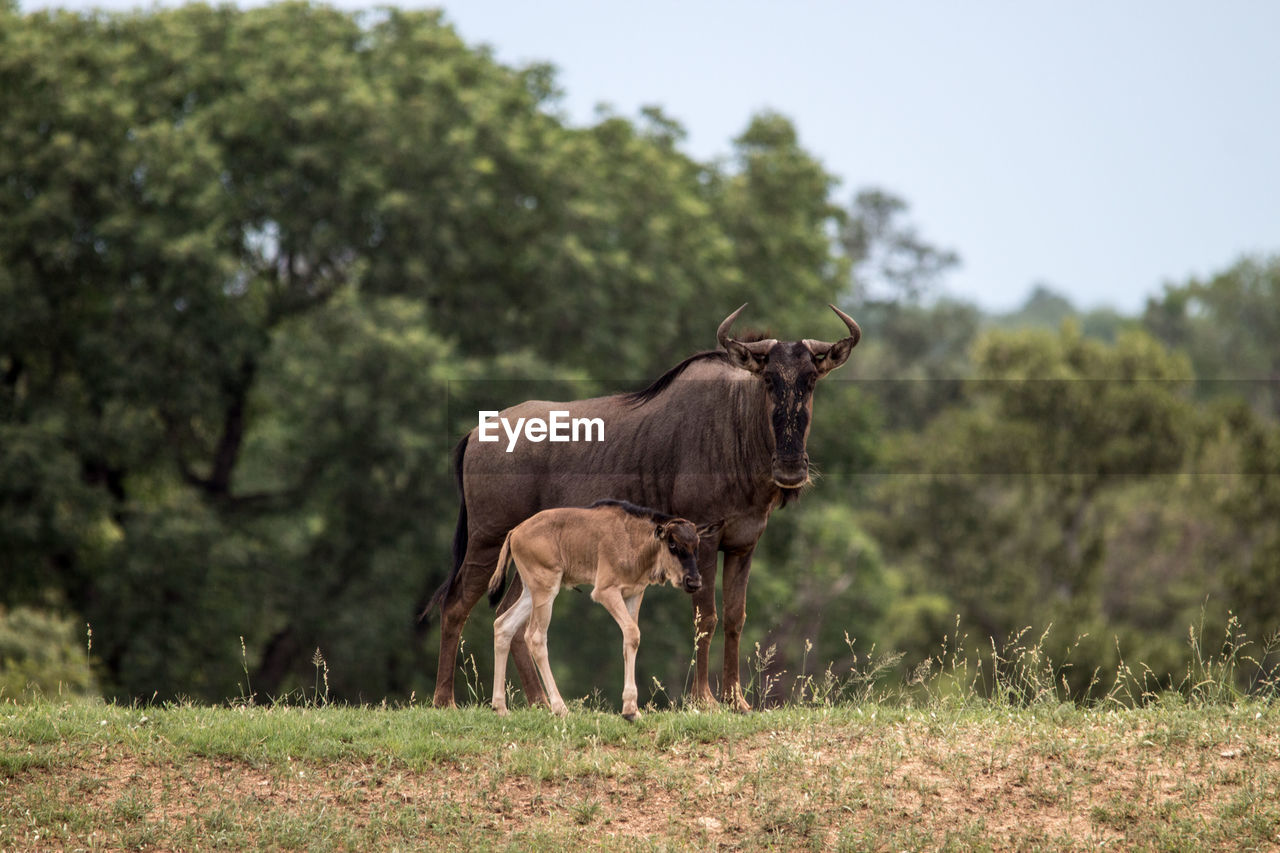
[3,694,1279,851]
[4,621,1279,851]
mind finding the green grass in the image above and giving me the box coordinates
[3,618,1277,850]
[2,698,1278,851]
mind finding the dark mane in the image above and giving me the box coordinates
[621,350,730,407]
[588,499,678,524]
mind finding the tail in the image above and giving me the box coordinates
[487,531,514,608]
[419,433,470,625]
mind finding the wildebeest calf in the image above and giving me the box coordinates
[488,500,722,719]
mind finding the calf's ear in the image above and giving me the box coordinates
[696,519,724,539]
[653,522,668,541]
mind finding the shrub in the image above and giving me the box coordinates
[0,607,96,702]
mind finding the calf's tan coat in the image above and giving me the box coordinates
[488,501,718,719]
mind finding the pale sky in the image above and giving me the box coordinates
[23,0,1280,313]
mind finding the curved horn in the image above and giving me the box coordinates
[717,303,749,349]
[829,303,862,348]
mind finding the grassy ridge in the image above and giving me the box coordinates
[3,698,1279,851]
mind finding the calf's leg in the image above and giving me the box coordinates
[524,588,568,716]
[491,585,534,715]
[496,574,550,708]
[593,586,644,720]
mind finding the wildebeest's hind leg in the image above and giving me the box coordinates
[433,537,503,708]
[491,584,534,715]
[435,540,550,709]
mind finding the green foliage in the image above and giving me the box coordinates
[993,284,1134,341]
[1144,254,1280,416]
[868,325,1206,692]
[0,3,867,703]
[849,297,982,432]
[0,607,95,701]
[747,501,945,703]
[841,187,960,304]
[717,112,850,330]
[1138,256,1280,669]
[1204,402,1280,644]
[2,2,1278,711]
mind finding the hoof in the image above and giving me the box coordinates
[621,709,641,722]
[689,690,719,710]
[725,689,752,713]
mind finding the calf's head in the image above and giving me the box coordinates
[717,304,861,489]
[653,519,723,593]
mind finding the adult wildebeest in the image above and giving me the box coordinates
[426,303,861,710]
[489,499,722,719]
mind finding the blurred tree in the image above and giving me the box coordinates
[1143,255,1280,417]
[0,4,875,703]
[868,325,1198,692]
[0,606,96,702]
[1208,401,1280,649]
[848,298,981,431]
[835,189,971,432]
[997,284,1074,329]
[746,501,951,704]
[714,112,850,335]
[8,2,1269,708]
[990,284,1134,342]
[841,188,959,305]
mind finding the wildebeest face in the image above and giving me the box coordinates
[760,342,821,487]
[654,519,720,593]
[718,304,861,489]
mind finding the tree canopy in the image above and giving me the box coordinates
[3,2,1277,706]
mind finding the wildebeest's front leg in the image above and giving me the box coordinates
[720,546,755,712]
[593,585,645,720]
[689,548,720,707]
